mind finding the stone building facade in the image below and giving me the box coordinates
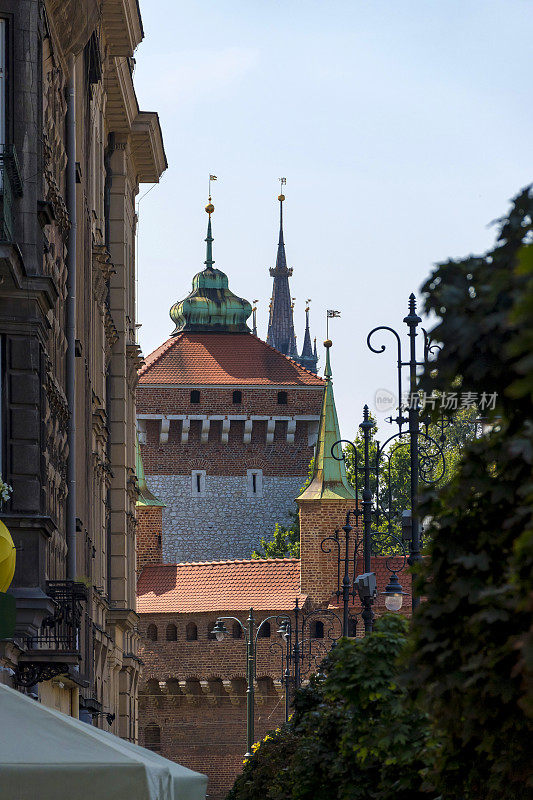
[0,0,165,738]
[137,207,325,562]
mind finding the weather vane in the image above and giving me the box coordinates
[208,174,217,199]
[326,309,341,339]
[278,177,286,201]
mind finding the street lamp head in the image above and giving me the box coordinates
[277,619,290,642]
[212,619,228,641]
[383,572,405,611]
[354,572,377,602]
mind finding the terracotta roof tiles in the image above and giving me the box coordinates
[136,558,303,613]
[138,332,324,387]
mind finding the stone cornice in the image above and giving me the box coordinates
[102,0,144,57]
[131,111,167,183]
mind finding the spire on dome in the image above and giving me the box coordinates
[169,194,252,334]
[297,340,355,502]
[267,181,297,355]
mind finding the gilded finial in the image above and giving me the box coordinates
[278,176,286,202]
[324,339,332,348]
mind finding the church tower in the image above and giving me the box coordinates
[266,187,318,374]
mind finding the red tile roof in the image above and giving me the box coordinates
[138,333,325,387]
[136,559,304,613]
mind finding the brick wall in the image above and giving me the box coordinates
[136,506,163,573]
[138,609,298,800]
[298,499,356,602]
[137,386,323,418]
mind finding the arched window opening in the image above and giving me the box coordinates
[312,620,324,639]
[208,620,218,640]
[186,622,198,641]
[232,622,242,639]
[146,624,158,642]
[232,390,242,404]
[277,391,288,405]
[146,679,161,695]
[190,389,200,404]
[166,623,177,641]
[145,724,161,752]
[258,621,271,638]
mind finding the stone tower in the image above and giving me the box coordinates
[297,340,356,603]
[136,200,325,563]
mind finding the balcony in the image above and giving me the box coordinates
[14,581,88,687]
[0,146,23,243]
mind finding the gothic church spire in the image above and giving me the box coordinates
[266,188,297,356]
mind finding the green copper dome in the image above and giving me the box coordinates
[170,210,252,335]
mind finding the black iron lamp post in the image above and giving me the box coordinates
[366,293,450,610]
[212,608,289,757]
[328,403,409,635]
[275,597,343,722]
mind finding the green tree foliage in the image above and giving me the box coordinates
[252,459,314,559]
[251,521,300,559]
[226,615,432,800]
[407,186,533,799]
[344,407,479,541]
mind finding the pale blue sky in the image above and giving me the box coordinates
[133,0,532,439]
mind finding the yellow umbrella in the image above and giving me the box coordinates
[0,520,16,592]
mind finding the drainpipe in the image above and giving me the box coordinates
[66,55,77,582]
[104,132,114,599]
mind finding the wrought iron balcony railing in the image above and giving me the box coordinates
[0,145,23,243]
[14,580,88,687]
[27,580,87,652]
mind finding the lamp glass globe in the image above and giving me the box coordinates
[385,593,403,612]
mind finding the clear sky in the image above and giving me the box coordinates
[133,0,532,440]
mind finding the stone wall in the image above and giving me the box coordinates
[146,474,307,562]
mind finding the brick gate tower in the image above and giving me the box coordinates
[136,198,325,562]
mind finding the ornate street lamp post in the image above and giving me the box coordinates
[276,598,343,722]
[366,293,449,610]
[212,608,289,757]
[329,404,409,634]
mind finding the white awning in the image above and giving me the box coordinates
[0,683,207,800]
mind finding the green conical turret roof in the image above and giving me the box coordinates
[136,435,165,508]
[297,341,355,502]
[170,204,252,335]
